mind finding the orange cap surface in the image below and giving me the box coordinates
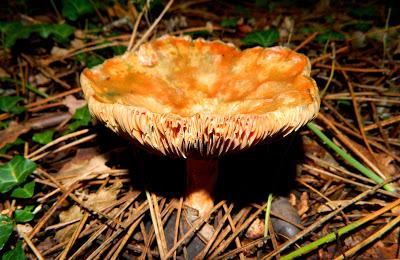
[81,35,320,158]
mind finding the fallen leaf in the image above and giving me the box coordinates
[298,192,309,216]
[0,121,30,149]
[245,217,264,239]
[50,46,69,57]
[57,148,111,186]
[62,95,86,115]
[86,181,122,211]
[0,67,10,77]
[16,223,33,238]
[29,73,50,86]
[55,205,82,242]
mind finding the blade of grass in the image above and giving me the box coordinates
[307,122,395,192]
[264,193,273,237]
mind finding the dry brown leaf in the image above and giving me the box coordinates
[245,217,264,239]
[288,193,297,207]
[29,73,50,86]
[0,121,31,149]
[86,181,122,211]
[62,95,86,115]
[298,191,309,216]
[0,67,10,77]
[50,46,69,57]
[56,148,111,186]
[16,223,33,238]
[348,139,396,178]
[55,205,82,242]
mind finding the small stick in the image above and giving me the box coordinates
[315,63,389,73]
[30,133,97,161]
[364,114,400,132]
[131,0,174,51]
[173,197,183,260]
[262,176,400,259]
[27,129,89,159]
[59,212,90,260]
[127,8,146,51]
[294,32,319,51]
[335,214,400,259]
[23,234,44,260]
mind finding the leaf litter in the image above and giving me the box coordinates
[0,0,399,259]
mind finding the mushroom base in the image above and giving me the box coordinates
[185,158,218,217]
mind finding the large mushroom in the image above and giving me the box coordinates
[81,35,320,219]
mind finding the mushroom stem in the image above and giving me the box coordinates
[185,158,219,217]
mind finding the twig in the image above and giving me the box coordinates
[127,7,146,51]
[59,212,89,260]
[131,0,174,51]
[364,114,400,132]
[27,129,89,159]
[294,32,319,51]
[280,197,400,260]
[315,63,389,73]
[262,176,400,259]
[334,214,400,259]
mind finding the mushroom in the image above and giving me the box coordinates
[81,35,320,218]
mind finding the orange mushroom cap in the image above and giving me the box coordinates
[81,35,320,158]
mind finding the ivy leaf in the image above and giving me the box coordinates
[241,29,279,47]
[0,156,36,193]
[0,96,26,115]
[0,21,33,49]
[11,180,35,199]
[32,130,54,145]
[2,240,26,260]
[14,206,35,223]
[64,105,91,134]
[0,214,13,250]
[33,24,75,43]
[62,0,94,21]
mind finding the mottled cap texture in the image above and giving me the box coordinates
[81,35,320,158]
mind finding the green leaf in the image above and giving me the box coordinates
[0,96,26,114]
[2,240,26,260]
[0,156,36,193]
[62,0,94,21]
[14,206,35,223]
[72,105,91,121]
[316,30,345,43]
[111,45,127,55]
[220,18,238,28]
[86,55,104,68]
[32,130,54,145]
[241,29,279,47]
[0,215,13,250]
[0,21,33,49]
[11,181,35,199]
[64,105,91,134]
[33,24,75,43]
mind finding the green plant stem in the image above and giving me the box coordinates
[307,122,394,192]
[264,193,273,237]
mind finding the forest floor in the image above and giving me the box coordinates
[0,0,399,259]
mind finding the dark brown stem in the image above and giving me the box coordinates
[185,158,219,217]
